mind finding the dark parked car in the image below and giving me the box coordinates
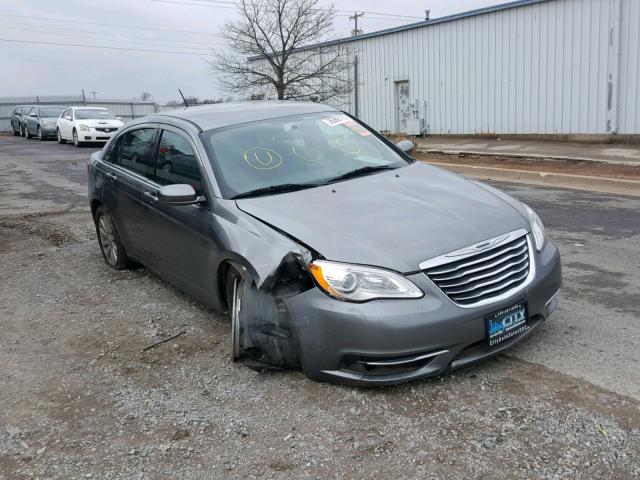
[23,105,66,140]
[87,102,562,386]
[10,105,34,136]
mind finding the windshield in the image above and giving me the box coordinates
[75,109,117,120]
[39,107,65,117]
[203,112,409,199]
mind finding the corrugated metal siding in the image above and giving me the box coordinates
[619,0,640,134]
[341,0,639,135]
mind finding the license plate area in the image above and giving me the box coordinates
[486,302,528,347]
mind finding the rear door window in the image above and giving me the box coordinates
[117,128,157,180]
[156,130,204,194]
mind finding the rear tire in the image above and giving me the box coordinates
[12,127,19,136]
[24,125,30,139]
[57,129,66,144]
[94,206,134,270]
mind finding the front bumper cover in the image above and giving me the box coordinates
[283,239,562,386]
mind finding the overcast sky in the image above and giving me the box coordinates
[1,0,503,103]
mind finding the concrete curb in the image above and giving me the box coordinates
[425,161,640,197]
[419,147,640,167]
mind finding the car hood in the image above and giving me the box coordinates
[75,119,123,128]
[236,162,530,273]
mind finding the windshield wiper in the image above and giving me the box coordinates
[322,165,397,184]
[231,183,319,200]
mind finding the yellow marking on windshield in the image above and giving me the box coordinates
[292,145,322,162]
[243,147,283,169]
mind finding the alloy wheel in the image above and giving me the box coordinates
[37,126,42,140]
[73,130,79,146]
[98,215,118,266]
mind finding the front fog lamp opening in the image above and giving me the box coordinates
[309,260,423,302]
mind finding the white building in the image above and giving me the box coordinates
[251,0,640,139]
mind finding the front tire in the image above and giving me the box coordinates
[24,125,31,139]
[19,124,24,137]
[226,268,245,361]
[37,126,45,141]
[57,128,66,144]
[73,129,82,147]
[94,206,133,270]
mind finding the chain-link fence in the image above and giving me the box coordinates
[0,95,158,132]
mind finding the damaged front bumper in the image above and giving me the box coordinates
[280,240,561,386]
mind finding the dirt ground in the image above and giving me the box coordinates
[1,136,639,479]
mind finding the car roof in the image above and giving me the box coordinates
[72,106,109,109]
[151,101,338,131]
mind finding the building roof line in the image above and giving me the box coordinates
[249,0,547,60]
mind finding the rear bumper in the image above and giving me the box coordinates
[284,240,562,386]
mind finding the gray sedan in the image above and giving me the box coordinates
[87,102,561,386]
[24,105,66,140]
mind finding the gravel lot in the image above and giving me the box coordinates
[1,135,639,479]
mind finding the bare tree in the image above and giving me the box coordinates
[140,91,152,102]
[210,0,352,102]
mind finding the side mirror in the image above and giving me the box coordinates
[396,139,415,154]
[157,184,200,205]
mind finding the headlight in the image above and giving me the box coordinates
[78,124,90,132]
[309,260,423,302]
[524,204,545,251]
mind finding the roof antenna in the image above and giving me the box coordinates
[178,89,189,108]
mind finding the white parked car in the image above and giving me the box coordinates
[57,107,124,147]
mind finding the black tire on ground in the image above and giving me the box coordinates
[19,124,24,137]
[37,126,45,141]
[94,206,134,270]
[73,129,82,147]
[24,125,31,139]
[57,129,66,144]
[12,127,20,136]
[225,267,245,361]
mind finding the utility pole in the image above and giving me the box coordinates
[89,90,98,99]
[349,12,364,36]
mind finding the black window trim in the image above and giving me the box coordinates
[101,123,212,202]
[155,124,212,199]
[107,125,160,184]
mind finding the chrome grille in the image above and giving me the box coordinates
[421,230,532,307]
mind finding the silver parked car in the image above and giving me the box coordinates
[87,102,562,386]
[10,105,34,136]
[23,105,66,140]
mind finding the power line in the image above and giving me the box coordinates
[0,38,209,55]
[0,23,219,51]
[0,18,223,46]
[0,13,219,36]
[184,0,424,20]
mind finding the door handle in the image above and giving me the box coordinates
[105,172,118,182]
[143,191,158,203]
